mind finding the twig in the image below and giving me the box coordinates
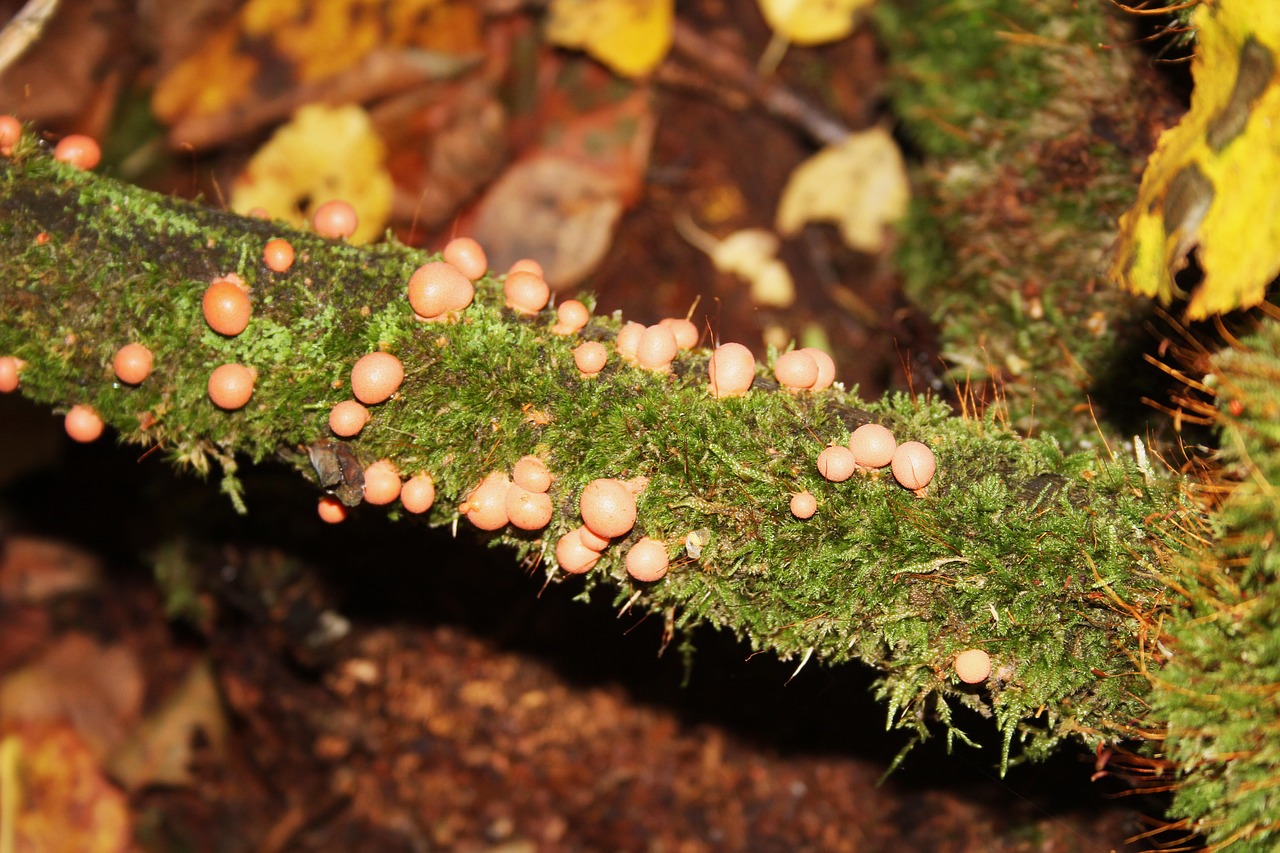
[0,0,60,78]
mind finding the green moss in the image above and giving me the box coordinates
[0,146,1189,776]
[875,0,1160,445]
[1154,317,1280,852]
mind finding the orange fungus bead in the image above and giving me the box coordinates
[408,261,474,319]
[0,356,26,392]
[580,478,637,540]
[789,491,817,519]
[350,352,403,405]
[203,279,252,336]
[317,495,348,524]
[311,199,358,239]
[53,134,100,170]
[263,238,295,272]
[362,460,402,505]
[625,537,669,582]
[576,524,611,551]
[556,529,601,574]
[636,325,678,372]
[0,115,21,155]
[892,441,936,491]
[708,342,755,398]
[463,472,511,531]
[799,348,836,391]
[504,270,550,314]
[443,237,488,281]
[774,350,818,390]
[659,317,699,350]
[505,486,554,531]
[552,299,590,335]
[328,400,370,437]
[574,341,607,376]
[64,404,104,443]
[849,423,897,469]
[509,258,544,277]
[112,343,153,385]
[954,649,992,684]
[615,322,644,361]
[400,473,436,514]
[512,455,552,493]
[208,363,256,410]
[817,445,857,482]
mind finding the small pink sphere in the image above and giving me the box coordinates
[512,455,552,493]
[817,445,857,482]
[574,341,607,376]
[53,134,100,170]
[615,322,645,361]
[626,537,670,582]
[708,342,755,398]
[350,352,403,405]
[580,478,637,539]
[789,491,817,519]
[556,529,601,574]
[504,270,550,314]
[463,472,512,531]
[0,356,24,392]
[954,649,991,684]
[317,496,348,523]
[328,400,370,437]
[400,473,436,514]
[311,199,358,239]
[505,486,554,531]
[0,114,21,155]
[849,423,897,469]
[443,237,488,280]
[363,460,402,505]
[658,317,699,350]
[636,325,678,372]
[799,348,836,390]
[64,404,104,443]
[408,261,474,319]
[892,441,936,491]
[552,300,590,335]
[774,350,818,390]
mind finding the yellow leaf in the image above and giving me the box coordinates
[710,229,780,276]
[776,126,909,253]
[153,0,479,127]
[757,0,875,46]
[230,104,393,245]
[1110,0,1280,319]
[545,0,674,78]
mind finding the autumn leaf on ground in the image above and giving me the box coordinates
[109,659,228,791]
[776,126,909,253]
[676,214,795,307]
[757,0,875,45]
[471,86,655,287]
[545,0,674,78]
[1110,0,1280,319]
[230,103,393,244]
[0,723,131,853]
[151,0,482,148]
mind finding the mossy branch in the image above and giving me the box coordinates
[0,146,1184,773]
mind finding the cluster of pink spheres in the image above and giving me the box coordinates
[0,130,944,587]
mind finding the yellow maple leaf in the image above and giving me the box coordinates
[545,0,674,78]
[775,126,909,253]
[230,104,393,245]
[757,0,875,46]
[1110,0,1280,319]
